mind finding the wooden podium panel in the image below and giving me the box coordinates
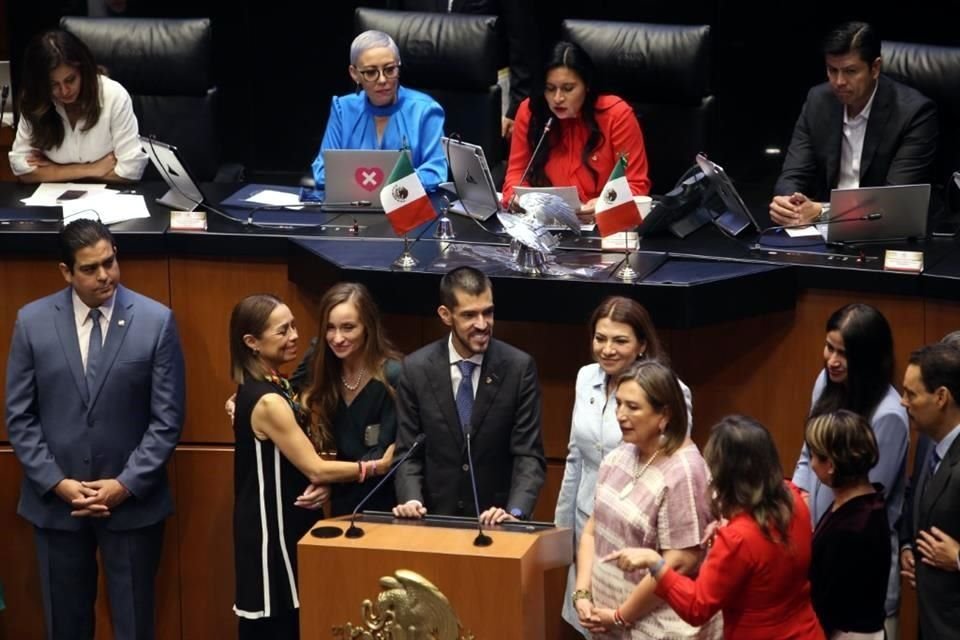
[298,518,572,640]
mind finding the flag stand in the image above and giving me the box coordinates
[616,231,638,281]
[392,234,418,269]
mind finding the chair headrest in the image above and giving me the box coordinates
[354,8,499,90]
[882,40,960,112]
[561,20,712,104]
[60,17,212,96]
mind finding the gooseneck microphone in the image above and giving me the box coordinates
[342,433,426,539]
[466,433,492,547]
[764,212,882,234]
[515,116,554,192]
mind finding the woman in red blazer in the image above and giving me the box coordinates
[605,415,825,640]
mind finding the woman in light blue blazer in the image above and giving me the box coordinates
[555,296,692,637]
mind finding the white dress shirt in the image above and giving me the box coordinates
[837,82,879,190]
[9,75,148,180]
[72,289,115,372]
[447,334,483,399]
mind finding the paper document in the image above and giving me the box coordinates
[21,183,109,207]
[784,225,822,238]
[244,189,302,207]
[62,193,151,225]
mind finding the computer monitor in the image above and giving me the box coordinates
[695,153,762,236]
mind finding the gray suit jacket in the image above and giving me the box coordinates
[908,434,960,638]
[5,285,186,531]
[393,337,545,517]
[775,75,938,202]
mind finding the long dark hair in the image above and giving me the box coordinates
[303,283,401,451]
[810,304,893,420]
[229,294,283,385]
[527,41,603,189]
[19,30,103,151]
[704,415,794,544]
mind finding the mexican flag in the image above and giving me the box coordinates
[380,151,436,236]
[594,155,641,237]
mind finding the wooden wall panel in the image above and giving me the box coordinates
[174,448,236,640]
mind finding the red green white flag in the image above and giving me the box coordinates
[379,151,436,236]
[594,155,641,237]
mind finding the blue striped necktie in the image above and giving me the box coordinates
[455,360,477,432]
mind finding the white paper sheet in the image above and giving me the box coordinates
[21,183,109,207]
[785,224,823,238]
[244,189,302,207]
[62,193,151,225]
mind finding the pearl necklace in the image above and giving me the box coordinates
[619,448,663,500]
[341,367,366,391]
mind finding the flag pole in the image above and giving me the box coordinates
[616,229,638,281]
[392,233,418,269]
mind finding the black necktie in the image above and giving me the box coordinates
[86,308,103,393]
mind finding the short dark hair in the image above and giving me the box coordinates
[615,360,687,455]
[805,410,879,488]
[589,296,665,363]
[823,21,881,66]
[59,219,115,271]
[940,330,960,349]
[909,343,960,406]
[439,266,492,310]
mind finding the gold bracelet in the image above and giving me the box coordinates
[571,589,593,605]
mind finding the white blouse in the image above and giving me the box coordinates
[9,75,148,180]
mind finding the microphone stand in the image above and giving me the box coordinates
[466,433,492,547]
[311,435,424,539]
[509,117,554,211]
[762,212,882,234]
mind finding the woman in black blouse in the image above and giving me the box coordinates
[302,282,402,515]
[805,409,888,639]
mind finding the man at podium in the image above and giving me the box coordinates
[392,267,546,524]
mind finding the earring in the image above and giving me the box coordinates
[658,430,667,446]
[253,348,260,356]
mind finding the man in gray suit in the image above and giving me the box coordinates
[5,219,185,640]
[392,266,545,524]
[769,21,937,226]
[899,342,960,639]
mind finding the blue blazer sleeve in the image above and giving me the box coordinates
[5,315,66,495]
[115,311,186,498]
[410,99,447,192]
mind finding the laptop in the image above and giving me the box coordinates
[824,184,930,243]
[322,149,401,212]
[442,137,500,220]
[140,136,204,211]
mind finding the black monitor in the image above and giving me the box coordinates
[695,153,762,236]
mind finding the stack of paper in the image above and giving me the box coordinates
[21,183,151,225]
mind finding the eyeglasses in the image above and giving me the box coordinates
[356,63,401,82]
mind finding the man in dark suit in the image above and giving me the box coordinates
[898,342,960,639]
[769,21,937,226]
[6,220,185,640]
[392,266,545,524]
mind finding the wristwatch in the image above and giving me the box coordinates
[509,507,526,520]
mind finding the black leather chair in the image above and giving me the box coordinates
[354,8,504,168]
[60,16,241,182]
[561,20,714,195]
[882,40,960,213]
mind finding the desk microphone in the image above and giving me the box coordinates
[763,212,882,234]
[514,116,554,195]
[321,200,372,207]
[341,433,425,539]
[466,433,492,547]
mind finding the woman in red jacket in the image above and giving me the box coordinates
[605,415,825,640]
[501,41,650,218]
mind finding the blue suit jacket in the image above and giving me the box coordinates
[5,285,185,531]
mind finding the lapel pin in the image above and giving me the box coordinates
[118,319,125,327]
[485,376,492,384]
[590,397,595,404]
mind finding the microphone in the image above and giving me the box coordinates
[342,433,426,539]
[513,116,554,199]
[764,212,882,234]
[321,200,372,207]
[465,433,492,547]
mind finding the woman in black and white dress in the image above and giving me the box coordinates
[228,293,392,640]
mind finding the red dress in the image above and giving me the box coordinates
[654,483,826,640]
[502,94,651,205]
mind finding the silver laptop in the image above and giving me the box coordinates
[442,137,500,221]
[322,149,401,212]
[140,136,204,211]
[824,184,930,243]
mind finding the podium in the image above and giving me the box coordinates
[298,514,572,639]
